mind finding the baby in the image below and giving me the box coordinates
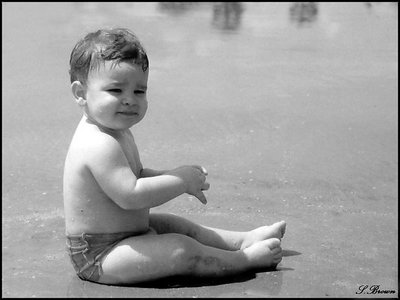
[64,27,286,285]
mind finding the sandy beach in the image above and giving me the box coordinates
[2,2,398,297]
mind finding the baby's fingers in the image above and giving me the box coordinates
[200,166,208,176]
[201,181,210,191]
[195,191,207,205]
[192,165,208,176]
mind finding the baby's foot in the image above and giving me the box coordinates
[243,238,282,268]
[240,221,286,250]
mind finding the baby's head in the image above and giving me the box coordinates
[69,28,149,86]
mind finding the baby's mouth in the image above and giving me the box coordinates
[118,111,138,116]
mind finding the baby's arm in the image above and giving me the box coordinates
[139,168,167,178]
[86,135,209,210]
[140,166,207,178]
[139,166,209,204]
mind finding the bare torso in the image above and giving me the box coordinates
[63,116,149,235]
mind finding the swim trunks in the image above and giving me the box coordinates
[66,232,136,282]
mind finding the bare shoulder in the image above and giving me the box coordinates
[67,121,125,168]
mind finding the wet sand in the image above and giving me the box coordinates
[2,2,398,297]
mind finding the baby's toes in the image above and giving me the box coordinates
[265,237,281,250]
[266,238,282,264]
[273,220,286,239]
[273,254,283,265]
[279,220,286,237]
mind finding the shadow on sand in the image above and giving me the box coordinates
[283,249,302,257]
[133,271,257,289]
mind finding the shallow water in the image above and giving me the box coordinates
[2,2,398,297]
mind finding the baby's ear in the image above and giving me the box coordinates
[71,81,87,106]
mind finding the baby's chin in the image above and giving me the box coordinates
[85,114,144,131]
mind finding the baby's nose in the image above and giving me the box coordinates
[122,96,137,105]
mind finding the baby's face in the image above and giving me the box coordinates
[84,60,149,131]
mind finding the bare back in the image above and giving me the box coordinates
[63,116,149,235]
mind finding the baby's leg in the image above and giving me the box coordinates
[99,233,282,285]
[149,213,286,251]
[150,213,245,250]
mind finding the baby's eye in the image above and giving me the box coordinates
[108,89,122,93]
[134,90,146,95]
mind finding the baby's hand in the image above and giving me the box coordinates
[168,165,210,204]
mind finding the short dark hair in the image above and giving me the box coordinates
[69,28,149,85]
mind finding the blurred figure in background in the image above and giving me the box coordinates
[289,2,318,26]
[212,2,244,30]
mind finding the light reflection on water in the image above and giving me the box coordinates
[2,2,398,298]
